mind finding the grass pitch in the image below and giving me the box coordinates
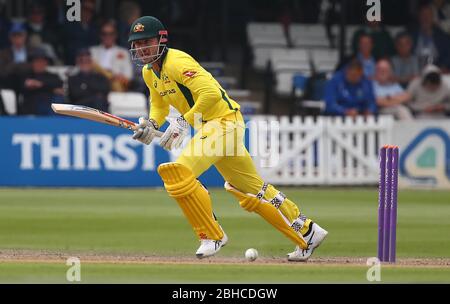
[0,187,449,283]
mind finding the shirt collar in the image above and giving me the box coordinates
[149,48,169,78]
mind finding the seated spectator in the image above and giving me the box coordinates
[391,32,420,88]
[90,21,133,92]
[356,33,376,79]
[352,20,395,59]
[25,3,60,60]
[431,0,450,33]
[373,59,413,120]
[18,48,63,115]
[68,49,110,112]
[324,58,377,117]
[0,23,32,90]
[63,0,98,64]
[411,3,450,71]
[407,65,450,118]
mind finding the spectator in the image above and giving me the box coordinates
[63,0,98,64]
[0,23,32,90]
[68,49,110,112]
[407,65,450,118]
[25,3,59,52]
[324,58,377,117]
[90,21,133,92]
[18,48,63,115]
[118,1,142,48]
[391,32,420,88]
[431,0,450,33]
[352,20,395,59]
[356,33,376,79]
[373,59,413,120]
[411,3,450,71]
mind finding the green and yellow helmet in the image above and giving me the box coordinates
[128,16,168,66]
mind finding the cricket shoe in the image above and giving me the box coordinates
[195,230,228,259]
[287,222,328,262]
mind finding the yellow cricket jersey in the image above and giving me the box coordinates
[142,48,240,127]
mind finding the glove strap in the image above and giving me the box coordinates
[148,118,159,130]
[176,116,189,128]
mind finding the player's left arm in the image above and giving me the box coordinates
[159,56,223,151]
[166,60,222,126]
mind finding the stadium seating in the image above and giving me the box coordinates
[0,89,17,115]
[246,23,288,71]
[47,66,75,83]
[386,26,406,38]
[108,92,147,117]
[311,49,339,74]
[227,89,261,114]
[292,74,327,116]
[289,24,330,48]
[444,75,450,88]
[216,76,238,89]
[252,46,288,71]
[269,49,311,96]
[247,23,286,46]
[247,22,412,106]
[200,61,225,77]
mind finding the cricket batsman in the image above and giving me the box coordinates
[128,16,328,261]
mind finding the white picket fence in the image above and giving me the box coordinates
[248,115,394,185]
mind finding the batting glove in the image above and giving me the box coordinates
[132,117,159,145]
[159,116,190,151]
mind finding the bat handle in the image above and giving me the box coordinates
[131,124,164,137]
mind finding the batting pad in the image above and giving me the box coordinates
[224,182,307,249]
[158,162,224,241]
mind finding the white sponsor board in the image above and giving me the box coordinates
[393,120,450,189]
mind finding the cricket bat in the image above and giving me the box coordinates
[51,103,164,136]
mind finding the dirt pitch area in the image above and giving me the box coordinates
[1,249,449,268]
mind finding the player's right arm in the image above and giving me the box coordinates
[148,85,169,128]
[133,68,169,145]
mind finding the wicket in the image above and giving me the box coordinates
[378,145,399,263]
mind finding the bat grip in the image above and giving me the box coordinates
[131,124,164,137]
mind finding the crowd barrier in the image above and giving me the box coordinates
[1,116,449,188]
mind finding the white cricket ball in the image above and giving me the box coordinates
[245,248,258,261]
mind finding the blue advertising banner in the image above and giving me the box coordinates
[0,117,224,187]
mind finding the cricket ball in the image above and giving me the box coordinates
[245,248,258,261]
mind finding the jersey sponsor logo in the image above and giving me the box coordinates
[183,70,197,78]
[133,23,145,32]
[162,74,170,84]
[159,88,176,96]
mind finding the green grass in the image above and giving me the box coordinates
[1,262,450,283]
[0,187,449,283]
